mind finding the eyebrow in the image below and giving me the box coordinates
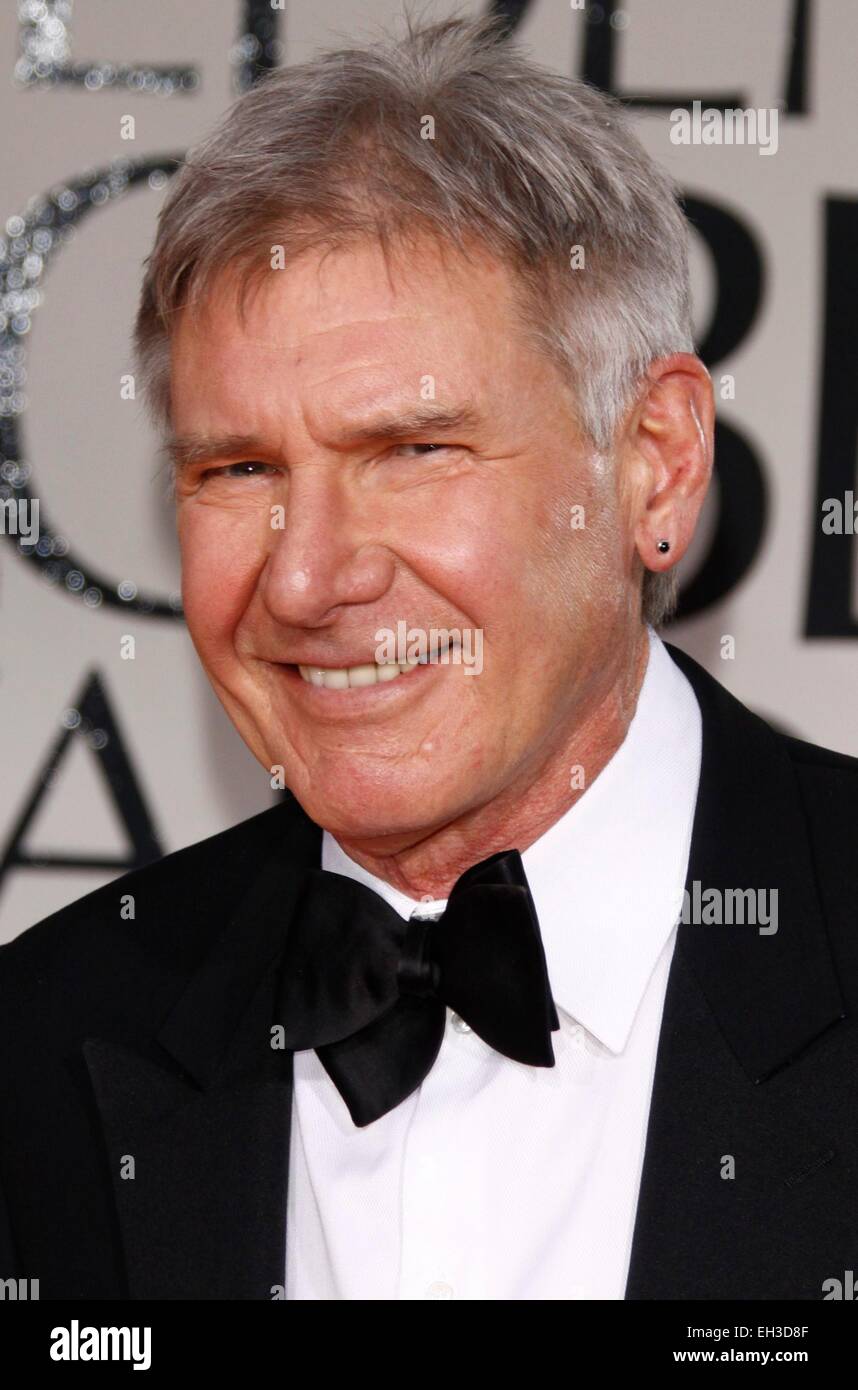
[333,402,483,446]
[165,433,268,474]
[164,403,483,473]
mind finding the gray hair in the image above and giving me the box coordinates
[135,14,695,625]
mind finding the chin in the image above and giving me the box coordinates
[291,775,463,843]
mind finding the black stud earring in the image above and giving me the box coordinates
[657,539,670,554]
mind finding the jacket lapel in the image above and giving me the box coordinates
[84,799,322,1299]
[625,645,847,1298]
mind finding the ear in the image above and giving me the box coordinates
[622,353,715,576]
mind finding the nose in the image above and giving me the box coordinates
[260,465,396,628]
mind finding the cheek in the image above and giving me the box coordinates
[541,464,625,608]
[425,485,534,603]
[178,506,263,650]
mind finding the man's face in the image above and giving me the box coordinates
[171,236,641,844]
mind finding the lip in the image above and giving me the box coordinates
[269,659,439,719]
[285,638,461,671]
[287,654,401,671]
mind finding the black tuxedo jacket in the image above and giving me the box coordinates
[1,643,856,1300]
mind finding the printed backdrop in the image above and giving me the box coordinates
[1,0,856,942]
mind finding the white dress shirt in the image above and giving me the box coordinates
[285,628,702,1300]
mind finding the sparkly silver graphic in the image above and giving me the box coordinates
[3,1,283,616]
[15,0,198,96]
[232,1,284,94]
[0,158,185,617]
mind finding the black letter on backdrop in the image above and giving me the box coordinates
[805,199,858,637]
[0,672,163,895]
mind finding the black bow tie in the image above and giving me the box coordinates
[275,849,560,1126]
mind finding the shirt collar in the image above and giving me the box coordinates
[321,627,702,1056]
[322,829,440,919]
[518,628,702,1052]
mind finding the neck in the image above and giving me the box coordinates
[332,628,651,900]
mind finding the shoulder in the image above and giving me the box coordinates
[664,637,858,936]
[779,731,858,899]
[781,734,858,876]
[0,793,314,996]
[780,729,858,779]
[665,638,858,789]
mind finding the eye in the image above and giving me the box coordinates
[203,461,278,479]
[391,443,451,458]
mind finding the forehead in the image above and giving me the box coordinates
[169,236,531,427]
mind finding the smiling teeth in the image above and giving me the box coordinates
[298,660,420,689]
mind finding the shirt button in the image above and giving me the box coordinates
[424,1281,454,1299]
[450,1012,472,1034]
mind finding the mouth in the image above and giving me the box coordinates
[286,636,462,692]
[297,656,421,691]
[268,658,433,718]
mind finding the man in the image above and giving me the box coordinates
[0,16,855,1301]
